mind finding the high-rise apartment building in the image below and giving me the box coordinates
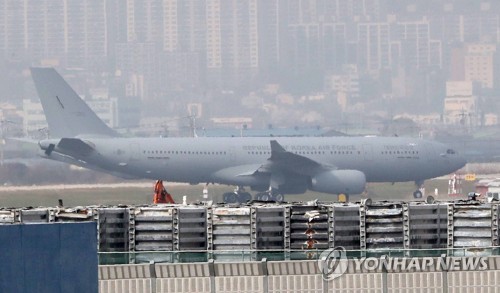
[0,1,107,68]
[294,0,385,23]
[357,22,390,72]
[464,43,496,89]
[392,18,442,69]
[160,0,206,92]
[206,0,259,88]
[287,24,320,75]
[322,22,348,71]
[258,0,287,77]
[65,1,107,69]
[0,0,27,61]
[25,1,66,62]
[163,0,206,52]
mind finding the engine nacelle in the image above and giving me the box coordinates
[310,170,366,194]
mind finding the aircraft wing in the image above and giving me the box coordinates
[260,140,335,176]
[219,140,336,178]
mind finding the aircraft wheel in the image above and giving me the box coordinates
[272,193,284,203]
[238,192,252,203]
[256,192,270,201]
[223,192,237,203]
[413,190,423,199]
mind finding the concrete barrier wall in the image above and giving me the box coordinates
[98,258,500,293]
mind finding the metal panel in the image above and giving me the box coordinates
[492,203,499,246]
[448,270,500,293]
[408,203,448,249]
[60,222,98,293]
[176,207,207,251]
[216,276,264,293]
[132,207,173,251]
[254,206,286,250]
[0,223,97,293]
[215,262,264,276]
[364,203,404,249]
[155,263,210,278]
[387,272,443,292]
[211,207,252,250]
[452,204,492,247]
[327,273,384,292]
[0,209,18,223]
[99,279,152,293]
[53,207,94,222]
[98,208,129,252]
[289,205,330,249]
[269,275,322,293]
[331,204,360,249]
[0,225,23,293]
[156,277,211,293]
[267,260,321,275]
[20,208,50,223]
[99,264,152,280]
[23,223,61,292]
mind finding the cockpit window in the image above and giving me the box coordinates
[446,149,456,155]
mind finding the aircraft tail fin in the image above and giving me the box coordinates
[30,67,118,138]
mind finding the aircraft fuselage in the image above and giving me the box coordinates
[42,136,466,194]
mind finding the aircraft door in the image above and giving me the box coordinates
[362,144,373,161]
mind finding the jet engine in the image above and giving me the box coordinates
[309,170,366,194]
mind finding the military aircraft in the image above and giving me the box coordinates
[30,67,466,202]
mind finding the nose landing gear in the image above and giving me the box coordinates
[413,180,424,199]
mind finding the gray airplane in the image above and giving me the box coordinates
[30,67,466,202]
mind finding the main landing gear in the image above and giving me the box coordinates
[221,187,285,203]
[222,187,252,204]
[255,188,284,203]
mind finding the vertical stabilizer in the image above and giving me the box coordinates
[30,67,118,138]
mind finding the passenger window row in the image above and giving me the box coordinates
[144,150,227,155]
[381,151,419,155]
[246,151,360,155]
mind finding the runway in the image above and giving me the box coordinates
[0,178,476,208]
